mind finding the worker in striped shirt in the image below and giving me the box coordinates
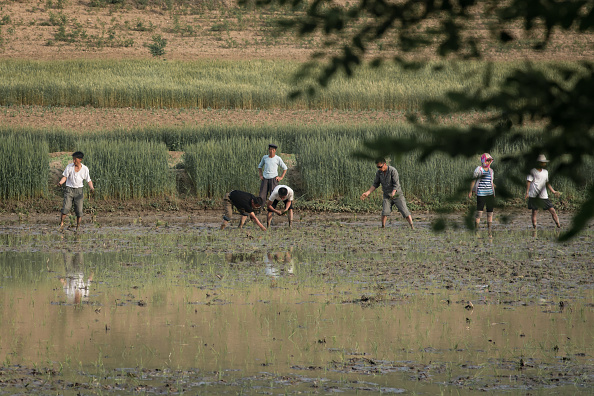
[468,153,495,232]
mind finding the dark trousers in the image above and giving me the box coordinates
[259,178,278,201]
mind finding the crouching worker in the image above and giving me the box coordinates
[267,185,294,228]
[58,151,94,231]
[221,190,267,231]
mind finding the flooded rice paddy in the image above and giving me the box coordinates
[0,213,592,395]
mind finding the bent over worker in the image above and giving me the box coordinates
[360,158,414,229]
[221,190,267,231]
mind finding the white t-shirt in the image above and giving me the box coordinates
[527,168,549,198]
[63,163,92,188]
[269,185,294,202]
[258,155,288,179]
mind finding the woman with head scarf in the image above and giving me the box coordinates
[468,153,495,232]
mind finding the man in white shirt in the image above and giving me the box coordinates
[57,151,95,231]
[258,144,288,202]
[266,185,294,228]
[525,154,561,228]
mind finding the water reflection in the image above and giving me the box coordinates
[0,229,592,395]
[59,252,93,304]
[222,250,296,278]
[264,250,294,278]
[224,252,258,263]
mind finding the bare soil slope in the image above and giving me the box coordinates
[1,1,593,129]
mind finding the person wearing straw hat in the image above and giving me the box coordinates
[360,158,414,229]
[525,154,561,228]
[258,144,288,202]
[468,153,496,232]
[57,151,94,232]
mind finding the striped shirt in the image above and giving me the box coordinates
[473,166,494,196]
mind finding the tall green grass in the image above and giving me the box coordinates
[78,140,175,199]
[0,134,48,199]
[295,134,374,202]
[184,137,269,198]
[0,125,590,205]
[0,59,578,111]
[0,123,389,152]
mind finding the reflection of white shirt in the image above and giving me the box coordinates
[269,185,294,201]
[63,163,92,188]
[527,168,549,198]
[63,273,91,304]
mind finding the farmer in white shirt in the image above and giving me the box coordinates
[266,185,294,228]
[57,151,95,231]
[258,144,288,202]
[525,154,561,229]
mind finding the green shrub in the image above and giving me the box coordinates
[146,35,166,57]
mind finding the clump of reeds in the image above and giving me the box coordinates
[0,134,48,199]
[79,139,175,199]
[184,137,268,198]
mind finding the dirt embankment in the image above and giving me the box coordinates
[0,107,412,131]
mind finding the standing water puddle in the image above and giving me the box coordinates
[0,224,592,394]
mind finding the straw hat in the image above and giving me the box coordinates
[536,154,549,163]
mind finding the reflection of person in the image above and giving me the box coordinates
[221,190,267,231]
[57,151,94,231]
[258,144,288,202]
[360,158,414,229]
[525,154,561,229]
[267,185,294,228]
[265,250,295,278]
[468,153,495,232]
[59,252,93,304]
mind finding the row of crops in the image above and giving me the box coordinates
[0,59,582,111]
[2,125,592,208]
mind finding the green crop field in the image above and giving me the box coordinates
[184,137,268,198]
[0,134,48,200]
[79,139,175,200]
[1,125,591,207]
[0,59,585,111]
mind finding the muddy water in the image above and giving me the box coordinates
[0,222,592,394]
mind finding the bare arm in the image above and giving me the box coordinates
[525,181,531,199]
[267,200,282,215]
[547,182,560,196]
[360,186,376,200]
[283,200,292,212]
[468,180,476,198]
[58,176,67,186]
[277,169,287,182]
[88,180,95,191]
[259,168,264,180]
[249,212,267,231]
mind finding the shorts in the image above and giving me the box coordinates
[381,193,411,218]
[268,199,293,212]
[528,197,554,210]
[476,195,495,213]
[62,187,84,217]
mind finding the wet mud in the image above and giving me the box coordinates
[0,210,592,395]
